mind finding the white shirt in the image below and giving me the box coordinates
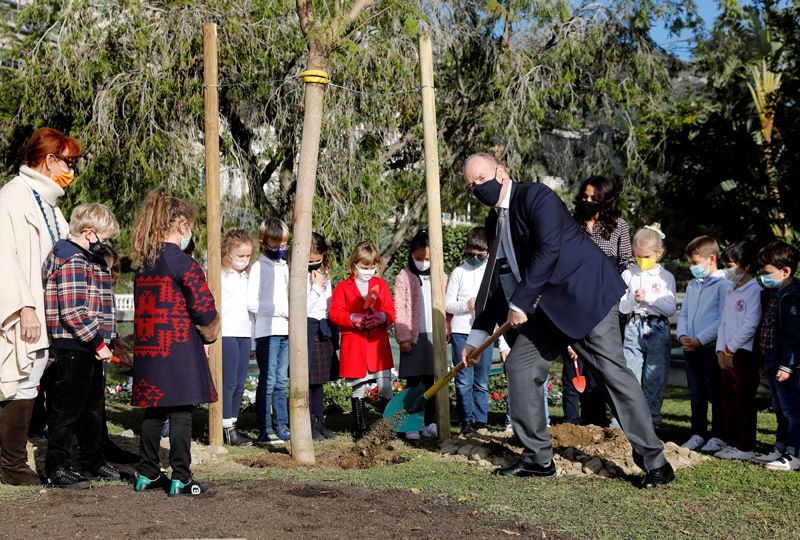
[307,272,332,321]
[619,263,677,317]
[715,278,762,353]
[221,268,253,337]
[419,275,433,334]
[445,261,488,334]
[247,255,289,337]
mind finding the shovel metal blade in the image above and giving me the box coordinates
[383,386,426,433]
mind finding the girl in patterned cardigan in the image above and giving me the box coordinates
[130,188,220,497]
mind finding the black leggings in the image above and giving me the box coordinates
[139,405,193,483]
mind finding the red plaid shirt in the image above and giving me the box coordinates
[43,240,115,351]
[759,295,779,355]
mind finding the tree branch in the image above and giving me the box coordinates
[381,191,427,268]
[346,0,375,26]
[296,0,315,36]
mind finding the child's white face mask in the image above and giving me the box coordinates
[355,265,376,282]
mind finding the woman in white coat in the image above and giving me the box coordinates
[0,127,80,485]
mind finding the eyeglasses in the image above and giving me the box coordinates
[52,154,81,171]
[465,251,488,260]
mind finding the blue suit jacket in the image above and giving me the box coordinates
[474,182,626,340]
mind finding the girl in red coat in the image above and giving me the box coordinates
[330,241,395,439]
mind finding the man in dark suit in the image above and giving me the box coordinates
[461,153,673,488]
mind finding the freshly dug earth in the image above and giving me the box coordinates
[440,423,706,478]
[244,419,405,470]
[3,479,570,540]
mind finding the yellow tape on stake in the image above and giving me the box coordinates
[297,69,330,84]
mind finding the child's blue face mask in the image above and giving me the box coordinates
[689,264,709,279]
[758,271,784,289]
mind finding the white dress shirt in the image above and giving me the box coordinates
[445,261,488,334]
[619,263,677,317]
[247,255,289,337]
[307,272,332,321]
[221,268,254,337]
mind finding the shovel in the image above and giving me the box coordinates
[571,356,586,393]
[384,322,512,433]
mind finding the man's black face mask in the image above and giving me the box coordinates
[472,168,503,207]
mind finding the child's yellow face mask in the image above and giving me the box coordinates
[636,257,657,271]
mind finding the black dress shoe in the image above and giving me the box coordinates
[638,462,675,489]
[492,460,556,477]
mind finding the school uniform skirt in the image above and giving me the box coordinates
[398,332,434,379]
[307,318,339,385]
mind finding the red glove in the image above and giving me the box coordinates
[351,313,367,329]
[363,311,385,329]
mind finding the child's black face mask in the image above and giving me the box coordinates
[89,232,109,256]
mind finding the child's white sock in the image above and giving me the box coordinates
[222,418,235,428]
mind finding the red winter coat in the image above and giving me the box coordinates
[330,277,395,378]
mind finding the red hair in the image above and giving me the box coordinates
[23,128,81,167]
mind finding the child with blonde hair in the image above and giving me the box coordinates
[130,188,220,496]
[247,218,291,445]
[43,203,120,489]
[330,241,395,440]
[221,228,255,446]
[620,224,676,426]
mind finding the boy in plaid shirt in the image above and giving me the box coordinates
[42,203,120,489]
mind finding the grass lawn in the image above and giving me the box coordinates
[3,384,798,539]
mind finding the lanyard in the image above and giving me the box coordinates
[32,190,62,245]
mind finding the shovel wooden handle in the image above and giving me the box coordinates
[422,322,513,400]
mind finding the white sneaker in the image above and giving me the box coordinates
[681,434,705,451]
[405,431,420,441]
[716,448,755,461]
[752,450,784,464]
[764,454,800,471]
[699,437,727,453]
[421,423,438,439]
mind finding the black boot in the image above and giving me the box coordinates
[223,425,253,447]
[313,415,334,440]
[310,417,325,441]
[351,398,367,441]
[0,399,41,485]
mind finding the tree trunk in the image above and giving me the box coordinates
[287,43,329,465]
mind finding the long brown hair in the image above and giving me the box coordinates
[310,232,331,271]
[130,187,198,270]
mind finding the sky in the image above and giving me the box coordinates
[649,0,722,60]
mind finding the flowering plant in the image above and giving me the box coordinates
[240,376,258,410]
[105,377,132,403]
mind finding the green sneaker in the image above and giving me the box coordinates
[168,478,207,497]
[134,471,170,492]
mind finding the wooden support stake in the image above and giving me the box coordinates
[203,22,223,450]
[419,33,450,440]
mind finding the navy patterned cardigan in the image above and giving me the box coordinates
[132,243,219,408]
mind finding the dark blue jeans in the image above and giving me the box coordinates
[451,333,493,425]
[764,353,800,456]
[222,337,252,420]
[255,336,289,434]
[684,347,723,439]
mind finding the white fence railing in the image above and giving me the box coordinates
[115,294,135,322]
